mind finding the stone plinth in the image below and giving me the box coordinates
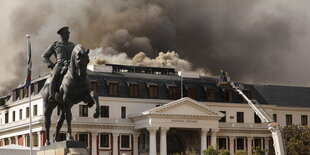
[37,141,89,155]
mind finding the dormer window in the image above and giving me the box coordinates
[90,81,98,92]
[185,85,197,99]
[23,87,29,98]
[13,90,19,101]
[168,85,178,99]
[148,84,158,98]
[203,86,215,101]
[129,83,139,97]
[108,81,118,96]
[224,89,233,101]
[31,82,39,95]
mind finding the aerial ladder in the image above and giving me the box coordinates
[217,70,285,155]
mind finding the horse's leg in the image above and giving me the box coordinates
[87,91,100,118]
[55,111,65,142]
[65,106,74,141]
[44,101,57,145]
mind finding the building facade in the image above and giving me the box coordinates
[0,64,309,155]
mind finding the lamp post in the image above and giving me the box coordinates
[178,71,183,98]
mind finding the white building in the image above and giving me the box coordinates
[0,64,309,155]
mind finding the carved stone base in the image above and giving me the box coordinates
[37,141,89,155]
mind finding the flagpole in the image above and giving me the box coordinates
[25,34,33,155]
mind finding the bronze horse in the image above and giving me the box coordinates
[41,44,100,145]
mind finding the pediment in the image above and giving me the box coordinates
[144,97,223,117]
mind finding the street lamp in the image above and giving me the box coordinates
[178,71,183,98]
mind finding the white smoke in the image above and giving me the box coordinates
[89,48,192,72]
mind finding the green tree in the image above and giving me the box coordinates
[282,125,310,155]
[253,146,265,155]
[234,151,247,155]
[203,146,218,155]
[218,149,230,155]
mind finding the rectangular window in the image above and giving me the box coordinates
[100,133,110,148]
[26,107,29,118]
[169,86,178,99]
[218,137,227,149]
[91,81,98,92]
[254,138,262,148]
[120,134,131,149]
[149,85,158,98]
[79,105,88,117]
[301,115,308,126]
[121,107,126,119]
[108,82,118,96]
[33,134,38,147]
[219,111,226,122]
[129,84,139,97]
[254,113,261,123]
[12,111,15,122]
[101,106,109,118]
[78,133,89,147]
[273,114,277,122]
[187,87,197,99]
[19,109,22,120]
[206,88,215,101]
[5,112,8,123]
[33,105,38,116]
[286,114,292,125]
[225,90,233,101]
[237,112,244,123]
[236,138,245,150]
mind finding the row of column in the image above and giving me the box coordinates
[89,132,139,155]
[147,127,218,155]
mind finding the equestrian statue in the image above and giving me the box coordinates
[41,26,100,145]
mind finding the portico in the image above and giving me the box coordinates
[130,97,224,155]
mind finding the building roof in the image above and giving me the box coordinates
[1,64,310,108]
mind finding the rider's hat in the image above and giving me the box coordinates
[57,26,70,35]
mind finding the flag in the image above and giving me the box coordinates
[24,35,32,87]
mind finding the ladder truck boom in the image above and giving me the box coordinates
[217,70,285,155]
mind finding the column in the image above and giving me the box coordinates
[112,133,119,155]
[247,137,253,155]
[201,128,208,155]
[160,127,169,155]
[264,137,270,155]
[15,136,18,145]
[8,137,11,145]
[147,127,158,155]
[211,131,218,148]
[92,132,98,155]
[229,136,235,155]
[23,135,27,146]
[132,133,139,155]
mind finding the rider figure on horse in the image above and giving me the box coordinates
[41,26,76,102]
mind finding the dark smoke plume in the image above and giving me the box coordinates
[1,0,310,92]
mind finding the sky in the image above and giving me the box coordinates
[1,0,310,93]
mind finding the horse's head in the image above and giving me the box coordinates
[72,44,90,77]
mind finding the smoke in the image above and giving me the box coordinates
[90,48,192,71]
[1,0,310,92]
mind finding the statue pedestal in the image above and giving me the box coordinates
[37,141,89,155]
